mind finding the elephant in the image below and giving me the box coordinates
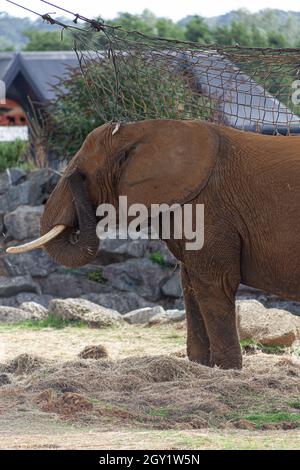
[7,119,300,369]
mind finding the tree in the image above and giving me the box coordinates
[185,16,213,44]
[109,10,157,35]
[267,32,288,48]
[23,29,74,51]
[155,18,185,40]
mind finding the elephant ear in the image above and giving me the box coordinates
[118,120,218,207]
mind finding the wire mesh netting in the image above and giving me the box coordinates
[70,24,300,135]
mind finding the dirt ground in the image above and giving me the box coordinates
[0,321,299,450]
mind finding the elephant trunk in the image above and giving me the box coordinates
[7,171,99,268]
[40,171,99,268]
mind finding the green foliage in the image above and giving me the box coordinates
[0,140,28,171]
[185,15,213,44]
[3,9,300,51]
[149,251,167,266]
[23,29,74,51]
[46,57,212,159]
[87,270,106,283]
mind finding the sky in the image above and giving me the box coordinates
[2,0,300,21]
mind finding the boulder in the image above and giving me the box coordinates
[173,298,184,310]
[16,293,54,308]
[0,181,31,212]
[0,168,26,195]
[49,298,123,327]
[102,258,170,301]
[4,249,58,277]
[4,205,43,241]
[0,275,39,297]
[27,169,60,205]
[38,273,112,298]
[0,294,53,308]
[0,211,4,234]
[0,296,18,307]
[261,298,300,317]
[19,302,48,320]
[82,292,155,314]
[161,271,182,298]
[123,305,165,324]
[98,237,177,266]
[148,309,186,325]
[237,299,300,347]
[0,169,59,212]
[0,306,31,323]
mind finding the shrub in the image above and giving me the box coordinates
[0,139,28,171]
[46,59,213,160]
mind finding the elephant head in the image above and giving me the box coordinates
[7,120,218,267]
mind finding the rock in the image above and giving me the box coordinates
[148,309,186,325]
[4,205,43,240]
[0,275,39,297]
[4,249,58,277]
[0,211,4,234]
[38,273,112,298]
[49,298,123,327]
[261,299,300,317]
[16,293,54,308]
[98,238,177,266]
[78,345,109,359]
[161,271,182,298]
[123,306,165,324]
[102,258,170,301]
[0,170,10,194]
[0,373,11,386]
[237,299,300,347]
[27,169,60,205]
[0,296,18,307]
[173,298,184,310]
[0,168,26,195]
[0,169,59,212]
[0,181,31,212]
[0,306,31,323]
[20,302,48,320]
[82,292,155,314]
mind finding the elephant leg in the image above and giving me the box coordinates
[181,266,210,365]
[191,274,242,370]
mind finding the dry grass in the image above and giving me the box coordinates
[0,322,300,449]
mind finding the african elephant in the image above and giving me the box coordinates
[8,119,300,369]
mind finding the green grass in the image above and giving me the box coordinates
[0,314,86,330]
[240,338,286,355]
[0,140,29,171]
[289,401,300,410]
[146,407,173,418]
[241,412,300,429]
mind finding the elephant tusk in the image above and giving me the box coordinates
[6,225,67,254]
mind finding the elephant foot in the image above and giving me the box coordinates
[187,343,210,366]
[210,349,243,370]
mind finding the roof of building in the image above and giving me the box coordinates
[0,51,79,102]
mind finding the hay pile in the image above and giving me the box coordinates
[0,351,299,430]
